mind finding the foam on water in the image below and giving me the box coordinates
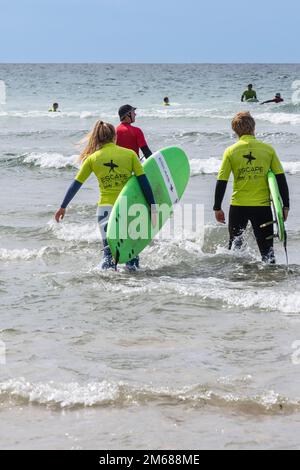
[190,158,300,175]
[0,378,298,415]
[23,152,79,169]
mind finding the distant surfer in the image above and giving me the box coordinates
[55,120,156,271]
[48,102,59,112]
[261,93,284,105]
[213,112,290,263]
[241,84,258,102]
[116,104,152,160]
[163,97,170,106]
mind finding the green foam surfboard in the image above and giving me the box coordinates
[268,170,285,242]
[107,146,190,264]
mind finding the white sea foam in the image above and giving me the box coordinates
[23,153,80,169]
[50,221,100,243]
[0,378,119,408]
[190,158,300,176]
[0,247,60,261]
[255,112,300,125]
[0,110,106,119]
[0,378,297,413]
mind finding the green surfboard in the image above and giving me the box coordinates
[107,146,190,265]
[268,170,285,242]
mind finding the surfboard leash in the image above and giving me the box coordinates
[115,248,120,271]
[284,230,289,269]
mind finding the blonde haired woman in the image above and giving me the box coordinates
[55,120,156,270]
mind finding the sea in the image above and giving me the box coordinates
[1,64,300,450]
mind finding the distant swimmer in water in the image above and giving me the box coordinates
[241,84,258,102]
[54,120,157,271]
[213,112,290,264]
[163,97,170,106]
[261,93,284,105]
[48,102,60,112]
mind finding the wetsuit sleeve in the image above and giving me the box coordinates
[137,175,156,207]
[141,145,152,159]
[61,180,82,209]
[136,128,148,149]
[75,157,93,184]
[276,174,290,209]
[132,153,145,177]
[213,180,228,211]
[217,149,232,181]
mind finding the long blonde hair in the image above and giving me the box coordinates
[79,120,116,162]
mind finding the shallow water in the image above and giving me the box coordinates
[1,64,300,450]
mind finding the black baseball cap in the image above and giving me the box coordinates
[118,104,136,120]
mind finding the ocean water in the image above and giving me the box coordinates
[1,64,300,450]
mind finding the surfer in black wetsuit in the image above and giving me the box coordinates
[213,112,290,263]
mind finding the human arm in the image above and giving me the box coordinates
[276,173,290,221]
[271,150,290,221]
[55,180,82,222]
[260,99,275,105]
[213,150,231,223]
[136,128,152,159]
[132,154,157,226]
[213,180,228,223]
[54,157,92,222]
[141,145,152,159]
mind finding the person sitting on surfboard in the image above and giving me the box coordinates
[213,112,290,263]
[241,84,258,102]
[116,104,152,160]
[261,93,284,105]
[55,120,156,271]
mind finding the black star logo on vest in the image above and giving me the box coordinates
[104,160,119,173]
[243,152,256,165]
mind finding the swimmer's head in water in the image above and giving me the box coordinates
[53,103,59,110]
[163,97,170,104]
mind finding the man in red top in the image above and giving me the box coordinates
[116,104,152,159]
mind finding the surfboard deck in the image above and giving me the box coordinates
[268,170,285,242]
[107,147,190,264]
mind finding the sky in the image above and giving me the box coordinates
[0,0,300,63]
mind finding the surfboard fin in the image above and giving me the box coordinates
[260,220,276,228]
[115,248,120,271]
[265,235,278,241]
[284,230,289,268]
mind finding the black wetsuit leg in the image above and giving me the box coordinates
[248,206,275,263]
[228,206,249,250]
